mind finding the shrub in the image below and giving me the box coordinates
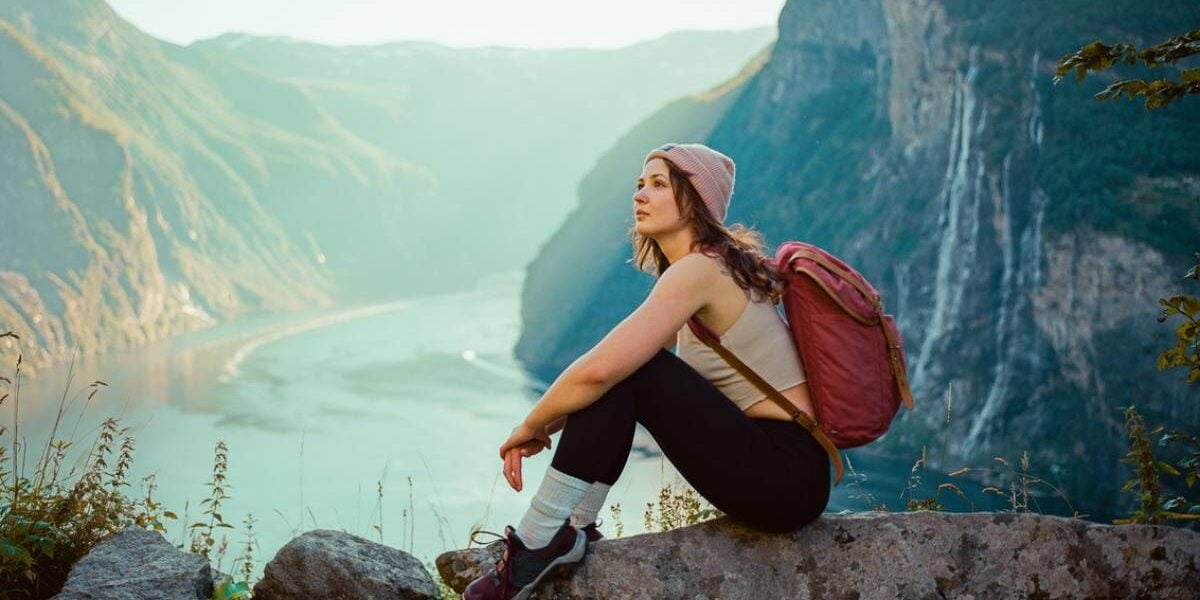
[0,335,175,599]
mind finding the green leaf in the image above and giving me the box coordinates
[1182,296,1200,316]
[0,541,31,563]
[1159,461,1181,476]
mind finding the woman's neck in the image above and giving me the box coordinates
[655,228,696,265]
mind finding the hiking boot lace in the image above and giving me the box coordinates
[469,528,518,594]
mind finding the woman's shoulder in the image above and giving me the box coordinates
[655,252,723,294]
[672,251,726,277]
[680,250,768,303]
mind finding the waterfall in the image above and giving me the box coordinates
[961,50,1048,456]
[1028,50,1044,146]
[911,48,981,391]
[963,152,1016,456]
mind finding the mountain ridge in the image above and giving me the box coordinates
[0,0,776,373]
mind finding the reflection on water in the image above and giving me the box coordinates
[9,269,1077,580]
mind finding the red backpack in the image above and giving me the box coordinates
[686,241,916,485]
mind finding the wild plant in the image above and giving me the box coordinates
[607,502,625,538]
[189,440,234,571]
[843,454,887,512]
[901,446,971,512]
[948,451,1078,517]
[1114,405,1200,524]
[642,478,722,533]
[235,513,259,585]
[0,333,177,598]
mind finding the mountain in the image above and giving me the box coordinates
[189,27,778,275]
[0,0,382,369]
[515,0,1200,519]
[0,0,774,371]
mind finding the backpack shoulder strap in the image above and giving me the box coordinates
[686,317,845,485]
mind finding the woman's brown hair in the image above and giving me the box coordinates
[628,156,787,303]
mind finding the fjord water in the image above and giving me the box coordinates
[15,269,1025,576]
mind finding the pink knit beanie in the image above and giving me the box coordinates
[643,142,736,224]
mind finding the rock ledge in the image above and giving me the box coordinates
[436,512,1200,599]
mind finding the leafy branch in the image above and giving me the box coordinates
[1156,255,1200,384]
[1055,28,1200,108]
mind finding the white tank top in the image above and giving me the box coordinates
[675,294,807,411]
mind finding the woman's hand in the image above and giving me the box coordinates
[499,422,552,492]
[499,422,552,459]
[502,441,549,492]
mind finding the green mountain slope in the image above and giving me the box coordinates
[0,0,774,371]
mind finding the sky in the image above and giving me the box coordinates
[106,0,787,49]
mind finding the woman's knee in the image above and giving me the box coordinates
[564,375,635,429]
[559,376,643,444]
[639,348,687,377]
[626,349,704,413]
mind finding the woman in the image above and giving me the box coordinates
[464,143,830,600]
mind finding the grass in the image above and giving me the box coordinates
[0,349,265,598]
[891,382,1084,517]
[0,329,465,598]
[0,334,179,598]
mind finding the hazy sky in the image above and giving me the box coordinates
[107,0,786,49]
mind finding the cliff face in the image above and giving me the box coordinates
[516,0,1200,516]
[0,0,347,370]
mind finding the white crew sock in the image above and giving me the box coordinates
[515,467,591,549]
[569,481,612,528]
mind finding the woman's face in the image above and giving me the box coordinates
[633,158,687,238]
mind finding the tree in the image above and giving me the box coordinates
[1057,28,1200,523]
[1055,28,1200,109]
[1056,28,1200,384]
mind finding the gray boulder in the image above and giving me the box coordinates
[253,529,438,599]
[52,527,213,599]
[436,512,1200,599]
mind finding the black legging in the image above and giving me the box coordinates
[549,348,830,533]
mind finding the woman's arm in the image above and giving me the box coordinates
[520,254,717,432]
[546,415,567,436]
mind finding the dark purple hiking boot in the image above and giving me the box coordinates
[463,521,585,600]
[578,519,604,543]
